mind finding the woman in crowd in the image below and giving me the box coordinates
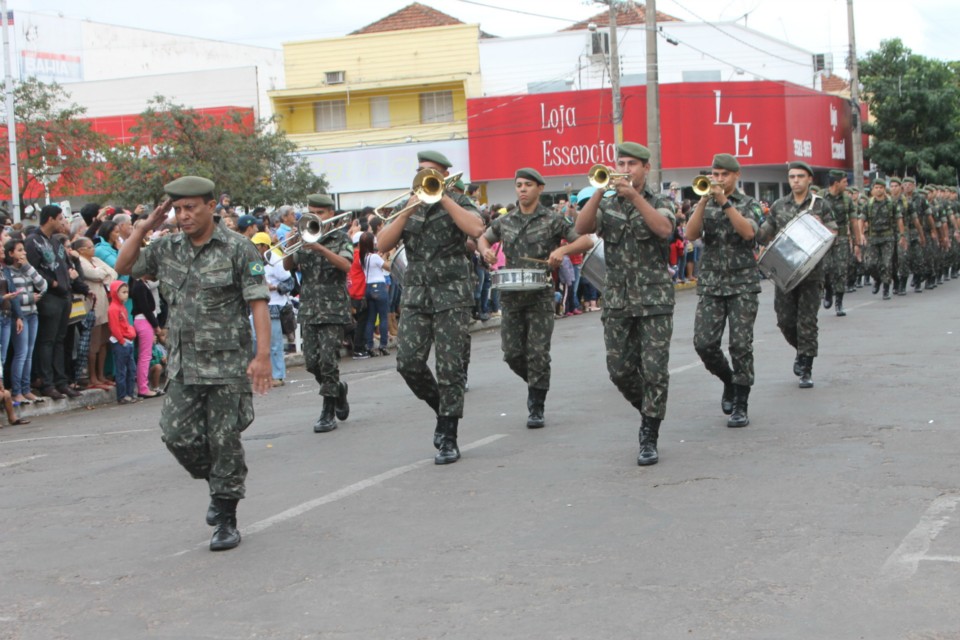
[130,277,161,398]
[360,231,391,356]
[74,237,117,390]
[3,238,46,405]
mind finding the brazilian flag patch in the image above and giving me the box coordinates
[249,261,265,276]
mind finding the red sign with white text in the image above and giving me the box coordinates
[467,81,852,180]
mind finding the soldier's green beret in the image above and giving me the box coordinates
[515,167,545,185]
[888,176,902,185]
[872,178,887,187]
[918,187,929,194]
[811,185,821,193]
[616,141,651,161]
[788,161,814,176]
[164,176,215,200]
[902,176,916,184]
[307,193,335,208]
[417,150,452,168]
[711,153,740,172]
[453,179,466,191]
[828,169,847,181]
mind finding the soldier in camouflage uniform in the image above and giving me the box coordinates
[860,179,906,300]
[924,186,945,289]
[377,150,485,465]
[821,170,858,315]
[945,187,960,280]
[478,168,593,429]
[685,154,763,429]
[284,194,354,433]
[902,178,930,293]
[116,176,272,552]
[576,142,676,466]
[888,178,914,295]
[757,161,836,389]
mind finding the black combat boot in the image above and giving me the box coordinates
[925,275,935,290]
[313,396,338,433]
[637,415,661,466]
[798,355,814,389]
[913,274,923,293]
[882,283,891,300]
[205,497,219,526]
[727,384,750,428]
[526,387,547,429]
[434,417,461,465]
[209,498,241,551]
[872,279,881,294]
[822,284,833,309]
[793,353,803,377]
[335,381,350,421]
[721,379,735,415]
[897,279,907,295]
[834,292,846,316]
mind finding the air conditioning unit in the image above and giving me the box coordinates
[812,53,833,74]
[325,70,345,85]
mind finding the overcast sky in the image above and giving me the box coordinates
[13,0,960,66]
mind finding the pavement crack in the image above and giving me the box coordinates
[652,476,721,487]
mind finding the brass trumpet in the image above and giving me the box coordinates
[269,211,353,257]
[692,175,720,197]
[375,169,464,222]
[587,164,630,190]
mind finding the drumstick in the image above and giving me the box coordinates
[520,257,550,264]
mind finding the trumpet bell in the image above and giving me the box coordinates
[692,175,713,197]
[587,164,628,190]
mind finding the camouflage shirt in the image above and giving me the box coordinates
[861,197,902,241]
[822,191,855,237]
[596,185,676,318]
[697,190,763,297]
[401,192,482,312]
[483,203,580,303]
[289,229,353,325]
[131,223,269,387]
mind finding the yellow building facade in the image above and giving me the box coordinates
[269,24,482,152]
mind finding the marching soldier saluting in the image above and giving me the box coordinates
[283,194,354,433]
[377,150,485,465]
[757,161,836,389]
[685,154,764,429]
[116,176,272,552]
[478,168,593,429]
[575,142,676,466]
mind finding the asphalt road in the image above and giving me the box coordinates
[1,280,959,640]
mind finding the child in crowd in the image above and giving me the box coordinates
[149,328,168,393]
[107,280,137,404]
[0,375,29,426]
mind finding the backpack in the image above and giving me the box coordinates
[347,247,366,300]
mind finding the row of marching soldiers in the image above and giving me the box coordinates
[820,173,959,314]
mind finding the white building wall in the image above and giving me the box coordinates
[480,22,818,96]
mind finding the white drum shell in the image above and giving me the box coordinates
[491,268,551,291]
[580,236,606,293]
[757,214,835,292]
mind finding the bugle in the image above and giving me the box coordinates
[269,211,353,257]
[692,175,719,197]
[587,164,630,190]
[375,169,464,222]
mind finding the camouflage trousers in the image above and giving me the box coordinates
[773,274,821,358]
[500,296,555,391]
[397,307,470,418]
[865,239,895,284]
[302,322,344,398]
[823,238,850,293]
[694,292,759,387]
[899,236,926,279]
[925,241,942,276]
[602,312,673,419]
[160,379,254,500]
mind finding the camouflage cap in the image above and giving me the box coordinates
[616,141,651,161]
[417,150,452,168]
[711,153,740,172]
[515,167,545,185]
[788,161,814,176]
[164,176,215,200]
[307,193,335,208]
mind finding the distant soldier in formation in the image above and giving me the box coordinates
[902,177,929,293]
[821,170,858,316]
[860,178,906,301]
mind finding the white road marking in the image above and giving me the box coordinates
[0,429,153,446]
[881,494,960,580]
[921,555,960,563]
[845,300,877,311]
[0,454,47,468]
[172,434,509,556]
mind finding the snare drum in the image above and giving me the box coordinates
[580,236,605,293]
[491,268,551,291]
[389,246,407,288]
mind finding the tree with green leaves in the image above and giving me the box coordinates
[103,97,327,208]
[859,38,960,184]
[0,78,110,218]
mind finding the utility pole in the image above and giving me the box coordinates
[608,1,623,145]
[847,0,864,190]
[1,0,19,223]
[645,0,662,191]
